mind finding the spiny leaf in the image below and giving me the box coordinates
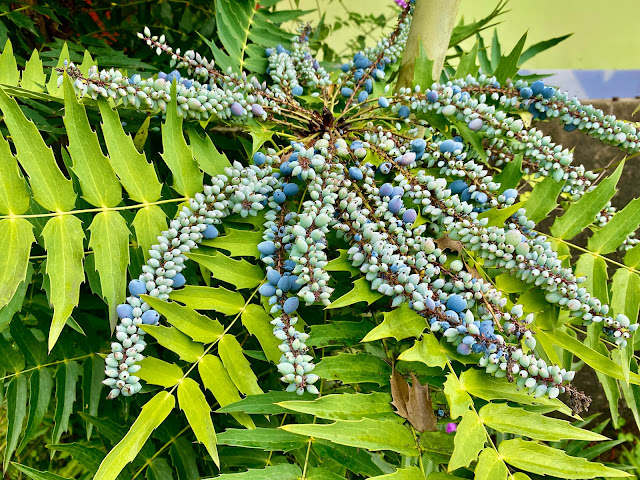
[0,87,76,211]
[518,34,572,66]
[0,218,34,309]
[217,427,307,452]
[0,335,25,372]
[204,227,263,258]
[21,49,46,92]
[278,392,394,421]
[63,75,122,208]
[498,438,632,478]
[314,353,391,385]
[42,215,85,351]
[82,356,104,440]
[52,361,80,445]
[187,251,263,289]
[187,126,232,177]
[10,463,71,480]
[241,304,281,363]
[219,334,263,395]
[140,325,204,362]
[214,0,258,73]
[98,99,162,203]
[169,285,245,315]
[199,355,256,429]
[88,211,130,331]
[46,443,103,474]
[473,448,507,480]
[327,277,384,309]
[363,303,426,342]
[0,39,19,86]
[161,82,203,197]
[137,356,184,388]
[4,375,27,471]
[313,440,384,477]
[443,373,472,420]
[132,205,167,261]
[455,41,479,78]
[307,320,374,348]
[94,391,175,480]
[398,333,448,369]
[213,464,302,479]
[282,418,419,456]
[525,175,565,224]
[0,133,30,215]
[178,378,220,467]
[448,409,485,471]
[216,390,314,415]
[494,32,527,84]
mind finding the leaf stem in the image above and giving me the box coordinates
[0,353,97,381]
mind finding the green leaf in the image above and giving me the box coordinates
[398,333,448,369]
[498,438,632,478]
[141,325,204,362]
[459,368,573,415]
[17,367,53,453]
[494,272,530,294]
[217,427,307,452]
[413,41,434,90]
[478,403,607,441]
[0,39,19,86]
[82,356,103,441]
[94,391,175,480]
[0,218,34,309]
[187,251,263,289]
[282,418,419,456]
[278,392,394,421]
[132,205,167,260]
[325,250,360,277]
[9,319,44,366]
[363,304,426,342]
[551,161,624,239]
[248,124,274,156]
[46,443,103,474]
[443,374,472,420]
[219,334,263,395]
[574,253,609,303]
[187,126,232,177]
[4,375,27,471]
[494,32,527,84]
[0,133,30,215]
[587,323,621,428]
[88,212,130,330]
[147,458,174,480]
[199,355,255,429]
[45,43,71,96]
[52,361,80,445]
[241,304,281,363]
[327,278,384,309]
[624,243,640,269]
[594,203,640,255]
[142,295,224,343]
[0,335,25,372]
[0,262,32,332]
[307,320,373,348]
[493,154,523,192]
[455,41,479,78]
[305,467,347,480]
[10,463,71,480]
[314,353,391,385]
[214,0,258,72]
[313,440,384,477]
[42,215,85,351]
[216,390,314,415]
[473,448,507,480]
[137,356,184,388]
[518,34,572,66]
[448,409,485,471]
[525,175,565,223]
[0,87,76,211]
[63,75,122,208]
[133,115,151,153]
[369,467,425,479]
[169,285,245,315]
[178,378,219,467]
[161,82,203,197]
[204,228,263,258]
[610,268,640,323]
[213,465,302,479]
[98,99,162,203]
[169,436,199,480]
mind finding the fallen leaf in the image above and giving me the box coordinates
[391,370,437,432]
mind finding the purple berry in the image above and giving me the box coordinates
[379,183,394,197]
[230,102,244,116]
[468,118,483,131]
[251,104,265,116]
[389,196,403,214]
[403,208,417,224]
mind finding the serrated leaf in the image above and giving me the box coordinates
[313,440,384,477]
[282,418,419,456]
[63,75,122,208]
[214,0,258,72]
[610,269,640,323]
[42,215,85,351]
[479,403,607,441]
[9,319,45,366]
[455,41,479,78]
[4,374,27,471]
[473,448,507,480]
[133,115,150,153]
[412,41,434,90]
[52,361,80,445]
[498,438,631,478]
[325,249,360,277]
[188,251,263,289]
[0,87,76,211]
[161,82,202,197]
[518,34,572,66]
[0,335,25,372]
[88,212,130,331]
[589,200,640,254]
[494,32,527,84]
[278,392,393,421]
[0,133,30,215]
[46,443,103,474]
[187,126,232,177]
[141,325,204,362]
[525,175,565,223]
[551,161,624,240]
[448,409,485,471]
[217,427,307,452]
[216,390,314,415]
[169,285,245,315]
[45,42,71,96]
[199,355,255,429]
[327,277,384,309]
[10,463,71,480]
[132,205,167,260]
[94,391,175,480]
[219,334,263,395]
[178,378,219,467]
[363,303,426,342]
[0,39,19,86]
[21,49,46,92]
[314,353,391,385]
[98,99,161,203]
[137,356,184,388]
[0,262,32,332]
[493,154,523,192]
[369,467,424,479]
[0,218,34,309]
[147,458,174,480]
[241,304,281,363]
[398,333,448,369]
[214,465,302,479]
[204,228,263,258]
[82,356,103,441]
[587,323,621,428]
[574,253,609,304]
[307,320,373,348]
[142,295,224,343]
[443,374,472,420]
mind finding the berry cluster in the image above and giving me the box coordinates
[71,4,637,410]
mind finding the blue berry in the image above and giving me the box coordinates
[141,310,160,325]
[292,85,303,96]
[389,196,403,214]
[283,183,299,196]
[449,180,468,194]
[403,209,417,224]
[379,183,393,197]
[273,190,286,204]
[341,87,354,97]
[468,118,483,131]
[203,225,219,240]
[257,241,276,256]
[542,86,555,99]
[564,123,578,132]
[378,97,390,108]
[129,280,146,297]
[259,283,277,297]
[503,189,518,200]
[364,78,373,93]
[230,102,244,116]
[253,152,266,165]
[391,186,404,198]
[460,188,472,202]
[116,304,133,319]
[398,106,410,119]
[474,192,488,204]
[354,57,370,69]
[519,87,533,99]
[172,273,186,288]
[283,297,300,314]
[379,162,392,175]
[280,162,293,176]
[426,90,438,103]
[340,63,350,72]
[348,167,363,180]
[530,80,545,96]
[357,91,368,103]
[440,139,456,153]
[277,276,292,292]
[446,294,466,313]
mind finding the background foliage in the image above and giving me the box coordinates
[1,1,640,479]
